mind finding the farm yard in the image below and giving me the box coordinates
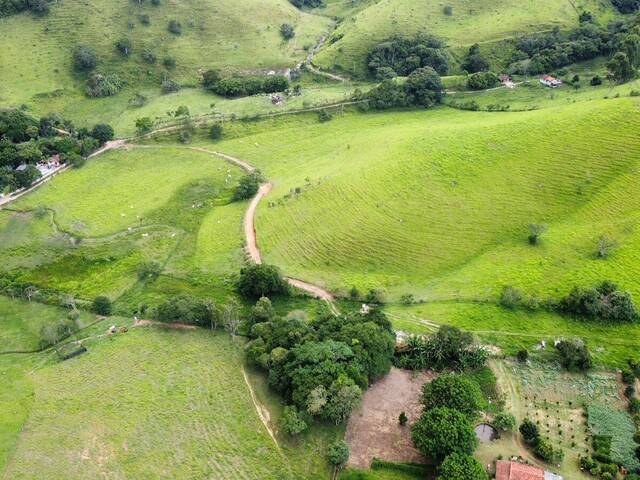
[2,0,640,479]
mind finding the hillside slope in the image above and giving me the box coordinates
[313,0,620,77]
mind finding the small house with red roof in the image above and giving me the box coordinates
[540,75,562,88]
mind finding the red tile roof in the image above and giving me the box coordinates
[496,461,544,480]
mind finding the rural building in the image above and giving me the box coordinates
[495,460,562,480]
[540,75,562,88]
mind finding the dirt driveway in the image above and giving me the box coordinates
[345,367,436,469]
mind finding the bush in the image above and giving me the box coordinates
[517,349,529,363]
[399,411,408,426]
[494,412,516,431]
[115,37,132,56]
[163,56,176,69]
[534,436,564,464]
[161,79,180,94]
[280,23,295,40]
[438,453,487,480]
[92,296,112,315]
[528,223,547,245]
[202,69,222,89]
[519,418,540,444]
[412,407,477,461]
[86,73,125,98]
[39,318,79,349]
[155,295,216,327]
[233,170,264,201]
[91,124,114,145]
[327,440,350,467]
[280,405,307,435]
[467,71,500,90]
[168,20,182,34]
[462,44,489,73]
[559,281,638,323]
[556,339,592,371]
[238,264,289,298]
[405,67,444,107]
[500,286,524,309]
[443,5,453,16]
[135,117,154,135]
[137,261,162,281]
[209,124,223,140]
[141,49,157,64]
[318,109,333,122]
[73,45,97,72]
[422,374,485,418]
[212,75,289,98]
[590,75,603,86]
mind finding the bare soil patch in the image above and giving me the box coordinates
[345,367,436,469]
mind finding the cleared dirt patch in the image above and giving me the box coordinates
[345,367,436,469]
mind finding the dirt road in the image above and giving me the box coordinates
[244,182,273,264]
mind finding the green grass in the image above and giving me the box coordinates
[386,302,640,368]
[1,328,299,479]
[194,98,640,305]
[313,0,620,77]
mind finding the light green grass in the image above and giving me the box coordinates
[386,302,640,368]
[313,0,619,77]
[0,297,96,352]
[197,98,640,304]
[0,328,298,479]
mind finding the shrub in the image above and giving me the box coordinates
[494,412,516,431]
[212,75,289,98]
[73,45,97,72]
[327,440,350,467]
[141,49,157,64]
[422,373,485,418]
[438,453,487,480]
[590,75,603,86]
[559,281,638,323]
[517,349,529,363]
[86,73,125,98]
[115,37,132,56]
[91,124,114,145]
[399,411,408,426]
[209,124,223,140]
[39,318,79,349]
[467,71,499,90]
[528,223,547,245]
[238,264,289,298]
[161,79,180,94]
[163,56,176,69]
[92,296,112,315]
[280,23,295,40]
[500,286,524,309]
[135,117,154,134]
[534,436,564,464]
[556,339,592,371]
[202,69,222,89]
[137,261,162,281]
[233,170,264,201]
[519,418,540,444]
[462,44,489,73]
[168,20,182,34]
[597,235,618,259]
[443,5,453,16]
[155,295,216,327]
[280,406,307,435]
[318,109,333,122]
[412,407,477,461]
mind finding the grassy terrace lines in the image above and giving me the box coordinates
[204,98,640,301]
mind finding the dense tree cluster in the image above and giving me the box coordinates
[363,67,444,109]
[559,281,638,323]
[237,264,289,299]
[154,295,218,327]
[202,69,290,98]
[395,325,488,371]
[245,298,395,426]
[461,44,490,73]
[509,16,640,81]
[611,0,640,14]
[555,339,593,372]
[0,0,50,17]
[367,35,449,79]
[0,110,108,193]
[467,71,500,90]
[289,0,324,8]
[422,374,485,418]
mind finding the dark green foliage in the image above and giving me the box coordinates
[155,295,216,327]
[519,418,540,444]
[399,411,408,426]
[559,281,638,323]
[367,35,449,79]
[280,23,295,40]
[115,37,132,56]
[608,51,636,83]
[611,0,640,14]
[161,79,180,94]
[290,0,324,8]
[591,75,603,86]
[135,117,154,134]
[0,0,51,16]
[91,124,114,145]
[443,5,453,16]
[534,437,564,464]
[395,325,487,371]
[39,317,79,349]
[493,412,516,431]
[623,369,636,385]
[92,296,112,315]
[556,339,592,371]
[163,56,176,69]
[467,71,500,90]
[209,124,223,140]
[411,407,477,461]
[422,374,485,417]
[15,165,41,188]
[517,349,529,362]
[211,75,290,98]
[280,405,307,435]
[462,44,489,73]
[202,69,222,89]
[405,67,444,107]
[438,453,487,480]
[238,263,288,298]
[318,109,333,122]
[168,19,182,34]
[327,440,349,467]
[73,45,98,72]
[86,73,125,98]
[141,49,157,64]
[364,80,412,109]
[0,109,38,143]
[233,170,264,201]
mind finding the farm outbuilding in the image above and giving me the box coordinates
[495,461,563,480]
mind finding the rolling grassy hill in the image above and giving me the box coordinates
[0,0,331,128]
[196,97,640,306]
[313,0,621,77]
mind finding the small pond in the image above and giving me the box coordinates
[475,423,497,443]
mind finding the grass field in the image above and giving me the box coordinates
[194,98,640,307]
[312,0,620,77]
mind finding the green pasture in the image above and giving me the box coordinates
[313,0,619,77]
[196,98,640,304]
[386,302,640,368]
